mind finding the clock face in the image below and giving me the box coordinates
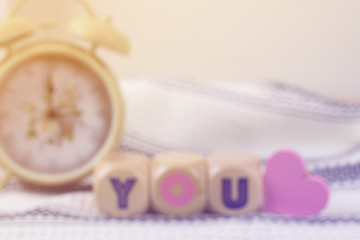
[0,55,112,175]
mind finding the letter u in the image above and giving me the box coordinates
[222,178,248,209]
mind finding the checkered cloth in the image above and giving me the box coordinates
[0,77,359,239]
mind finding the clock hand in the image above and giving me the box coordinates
[45,67,56,119]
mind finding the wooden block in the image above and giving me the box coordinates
[151,151,207,216]
[94,152,150,218]
[207,152,263,216]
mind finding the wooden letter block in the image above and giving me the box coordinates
[151,152,207,216]
[94,152,150,218]
[207,152,263,216]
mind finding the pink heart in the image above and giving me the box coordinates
[263,150,330,216]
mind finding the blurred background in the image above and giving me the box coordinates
[2,0,360,100]
[0,2,359,238]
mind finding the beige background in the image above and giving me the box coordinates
[2,0,360,100]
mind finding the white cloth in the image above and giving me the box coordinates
[0,77,359,239]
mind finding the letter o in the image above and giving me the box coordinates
[160,172,195,207]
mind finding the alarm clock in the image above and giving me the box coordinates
[0,0,129,187]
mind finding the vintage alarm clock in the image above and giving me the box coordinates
[0,0,129,187]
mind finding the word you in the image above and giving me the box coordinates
[94,150,329,218]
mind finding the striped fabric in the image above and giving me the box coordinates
[0,77,359,239]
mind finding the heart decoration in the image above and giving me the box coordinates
[263,149,330,216]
